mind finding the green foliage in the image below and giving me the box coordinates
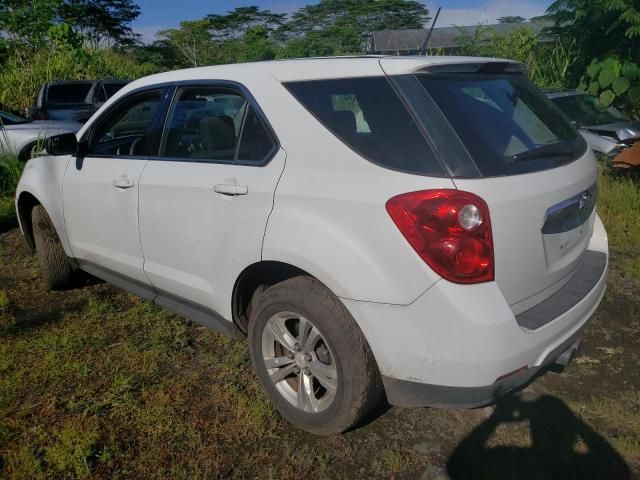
[0,46,158,114]
[546,0,640,82]
[497,16,527,23]
[281,0,430,56]
[0,0,140,52]
[580,57,640,118]
[455,25,578,89]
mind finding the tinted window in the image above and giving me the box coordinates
[550,93,628,127]
[47,84,93,104]
[417,74,587,176]
[161,86,275,164]
[237,106,276,163]
[285,77,444,176]
[103,82,127,99]
[90,91,161,157]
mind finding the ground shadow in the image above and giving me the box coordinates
[446,394,631,480]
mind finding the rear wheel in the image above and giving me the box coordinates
[32,205,76,290]
[248,276,383,435]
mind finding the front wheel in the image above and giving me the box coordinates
[32,205,76,290]
[248,276,383,435]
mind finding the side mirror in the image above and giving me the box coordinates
[46,133,79,156]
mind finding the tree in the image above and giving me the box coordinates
[546,0,640,65]
[0,0,60,51]
[157,7,284,68]
[282,0,430,56]
[59,0,141,47]
[157,20,214,68]
[0,0,140,52]
[497,16,526,23]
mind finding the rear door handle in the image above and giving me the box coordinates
[113,178,134,189]
[214,184,248,196]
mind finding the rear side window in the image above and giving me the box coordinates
[160,86,276,164]
[284,77,445,176]
[417,74,587,176]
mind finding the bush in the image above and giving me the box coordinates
[0,46,159,114]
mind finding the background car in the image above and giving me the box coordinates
[546,90,640,165]
[0,111,81,161]
[27,79,129,123]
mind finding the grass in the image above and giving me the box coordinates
[597,167,640,283]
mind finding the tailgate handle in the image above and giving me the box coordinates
[214,184,248,196]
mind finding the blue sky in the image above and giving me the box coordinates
[133,0,554,42]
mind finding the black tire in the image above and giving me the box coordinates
[32,205,76,290]
[248,276,383,435]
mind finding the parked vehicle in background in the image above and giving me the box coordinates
[0,111,81,161]
[546,90,640,168]
[27,79,129,123]
[16,57,608,435]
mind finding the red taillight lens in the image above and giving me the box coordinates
[386,189,494,284]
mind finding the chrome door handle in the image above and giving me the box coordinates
[113,178,134,189]
[214,184,248,196]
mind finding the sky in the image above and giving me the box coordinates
[133,0,555,43]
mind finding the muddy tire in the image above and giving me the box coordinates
[248,276,383,435]
[32,205,75,290]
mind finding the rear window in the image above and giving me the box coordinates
[47,84,93,104]
[417,74,587,177]
[284,77,445,176]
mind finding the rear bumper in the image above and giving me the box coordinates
[382,336,582,408]
[340,216,608,407]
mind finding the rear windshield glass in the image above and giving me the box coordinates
[417,73,587,177]
[550,93,628,127]
[47,84,93,104]
[284,77,445,176]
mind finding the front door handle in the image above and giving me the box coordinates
[113,178,134,189]
[214,184,248,196]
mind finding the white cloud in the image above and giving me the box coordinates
[434,0,549,28]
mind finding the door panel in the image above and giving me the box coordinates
[63,89,164,285]
[138,150,286,317]
[64,157,149,283]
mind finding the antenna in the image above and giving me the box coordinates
[419,6,441,55]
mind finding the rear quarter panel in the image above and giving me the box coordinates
[258,80,454,305]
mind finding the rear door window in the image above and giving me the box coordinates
[416,74,587,176]
[160,86,276,164]
[284,77,445,176]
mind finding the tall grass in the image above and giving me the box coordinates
[597,167,640,280]
[0,153,24,227]
[0,47,159,115]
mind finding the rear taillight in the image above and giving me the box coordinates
[386,189,494,284]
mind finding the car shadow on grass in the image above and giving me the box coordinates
[445,394,631,480]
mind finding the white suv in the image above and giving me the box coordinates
[16,56,608,435]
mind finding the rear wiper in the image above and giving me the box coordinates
[511,142,574,163]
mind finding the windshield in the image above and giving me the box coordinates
[0,111,27,125]
[417,73,586,177]
[47,83,93,104]
[550,93,628,127]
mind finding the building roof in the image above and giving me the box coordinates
[372,21,553,54]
